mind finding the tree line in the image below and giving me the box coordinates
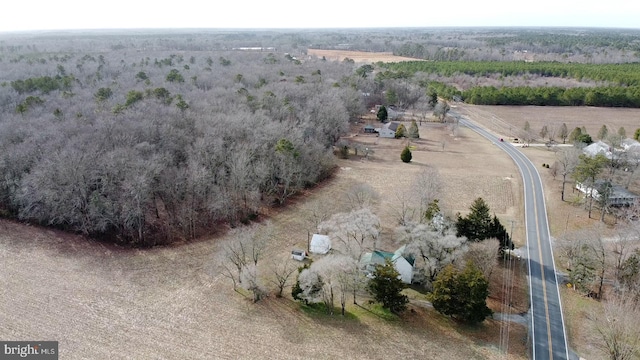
[379,60,640,107]
[382,60,640,86]
[0,37,366,245]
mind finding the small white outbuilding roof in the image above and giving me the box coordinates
[309,234,331,254]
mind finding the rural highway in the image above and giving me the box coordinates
[454,112,570,359]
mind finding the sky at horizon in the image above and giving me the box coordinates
[1,0,639,33]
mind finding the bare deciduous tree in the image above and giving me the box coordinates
[318,208,380,304]
[318,207,381,258]
[389,168,442,226]
[561,226,608,298]
[268,259,298,298]
[590,293,640,360]
[304,255,356,315]
[414,167,443,222]
[303,200,332,252]
[221,223,270,289]
[433,101,450,122]
[399,224,468,289]
[465,238,500,279]
[343,183,379,211]
[241,263,267,302]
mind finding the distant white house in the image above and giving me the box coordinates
[309,234,331,254]
[360,245,415,284]
[583,139,640,161]
[583,141,613,159]
[378,122,400,138]
[575,180,639,207]
[621,138,640,151]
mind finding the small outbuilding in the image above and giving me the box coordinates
[310,234,331,254]
[363,125,377,133]
[291,249,307,261]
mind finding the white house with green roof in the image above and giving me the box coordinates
[360,245,415,284]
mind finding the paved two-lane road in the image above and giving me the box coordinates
[456,114,570,359]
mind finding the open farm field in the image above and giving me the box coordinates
[456,104,640,233]
[307,49,421,63]
[458,104,640,143]
[0,121,527,360]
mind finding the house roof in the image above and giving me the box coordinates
[594,180,639,200]
[583,141,612,159]
[360,246,415,267]
[392,245,416,266]
[310,234,331,253]
[360,250,393,267]
[385,122,399,132]
[621,138,640,150]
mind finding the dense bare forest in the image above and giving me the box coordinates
[0,31,371,245]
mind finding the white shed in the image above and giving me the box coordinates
[291,249,307,261]
[310,234,331,254]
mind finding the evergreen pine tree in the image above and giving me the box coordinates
[456,198,492,241]
[429,262,492,324]
[408,120,420,139]
[568,127,583,143]
[367,259,409,314]
[377,106,388,123]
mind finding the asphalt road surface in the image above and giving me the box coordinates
[457,114,570,360]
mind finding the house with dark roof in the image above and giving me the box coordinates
[360,245,415,284]
[575,180,640,207]
[378,122,400,138]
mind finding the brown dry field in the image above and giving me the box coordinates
[459,104,640,145]
[307,49,421,63]
[0,117,530,359]
[456,104,640,235]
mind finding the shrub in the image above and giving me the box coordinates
[401,146,412,163]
